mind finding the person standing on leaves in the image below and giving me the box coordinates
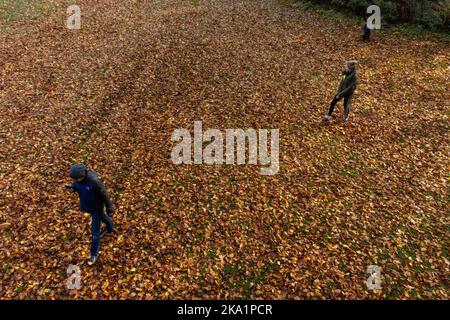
[362,22,371,42]
[65,163,115,265]
[322,60,358,123]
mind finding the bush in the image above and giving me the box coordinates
[305,0,450,31]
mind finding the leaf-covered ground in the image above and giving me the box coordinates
[0,0,448,299]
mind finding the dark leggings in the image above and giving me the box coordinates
[327,94,352,118]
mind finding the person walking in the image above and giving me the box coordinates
[322,60,358,123]
[362,22,371,42]
[65,163,115,265]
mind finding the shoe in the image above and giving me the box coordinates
[100,228,115,238]
[322,115,330,123]
[87,255,98,266]
[341,116,349,123]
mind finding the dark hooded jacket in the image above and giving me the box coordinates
[337,65,357,97]
[71,170,114,214]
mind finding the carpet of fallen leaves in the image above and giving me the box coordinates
[0,0,448,299]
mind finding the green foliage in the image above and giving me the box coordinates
[303,0,449,30]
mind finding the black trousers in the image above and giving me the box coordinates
[327,94,352,118]
[363,27,371,41]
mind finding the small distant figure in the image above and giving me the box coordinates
[322,60,358,123]
[362,22,371,42]
[65,163,115,265]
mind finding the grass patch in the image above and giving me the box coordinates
[0,0,56,27]
[224,263,276,298]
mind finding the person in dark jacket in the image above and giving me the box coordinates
[322,60,358,123]
[362,22,371,42]
[66,163,115,265]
